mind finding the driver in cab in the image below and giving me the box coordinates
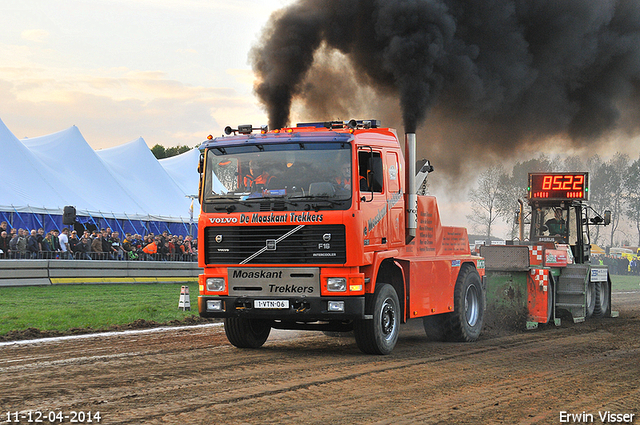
[545,208,566,237]
[334,164,351,190]
[244,160,274,190]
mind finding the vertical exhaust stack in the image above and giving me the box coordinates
[405,133,417,244]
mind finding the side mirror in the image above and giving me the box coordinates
[197,153,204,174]
[604,210,612,226]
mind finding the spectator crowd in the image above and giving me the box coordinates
[0,221,197,261]
[592,254,640,275]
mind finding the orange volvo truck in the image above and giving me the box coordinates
[197,120,485,354]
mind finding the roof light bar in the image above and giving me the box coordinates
[224,124,268,135]
[296,119,380,129]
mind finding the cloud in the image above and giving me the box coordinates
[21,29,49,43]
[0,66,264,149]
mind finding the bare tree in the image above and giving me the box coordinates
[590,153,630,247]
[497,155,553,239]
[585,155,605,246]
[467,164,508,239]
[558,155,584,172]
[624,155,640,246]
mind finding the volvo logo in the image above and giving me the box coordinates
[323,233,332,242]
[265,239,277,251]
[215,234,223,243]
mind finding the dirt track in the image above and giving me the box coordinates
[1,291,639,425]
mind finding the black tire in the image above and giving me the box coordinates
[354,284,400,355]
[224,317,271,348]
[444,265,485,342]
[593,280,610,318]
[586,280,596,318]
[423,314,446,341]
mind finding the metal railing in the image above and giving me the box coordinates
[0,251,198,262]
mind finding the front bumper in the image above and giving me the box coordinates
[199,295,365,321]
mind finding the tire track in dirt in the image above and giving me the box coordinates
[1,293,639,424]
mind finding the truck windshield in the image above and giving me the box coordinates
[203,142,352,203]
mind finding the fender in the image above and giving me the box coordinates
[360,249,399,293]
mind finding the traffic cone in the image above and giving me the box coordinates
[178,285,191,311]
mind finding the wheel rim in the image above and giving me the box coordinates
[380,298,397,341]
[465,284,479,327]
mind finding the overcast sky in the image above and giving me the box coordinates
[0,0,292,149]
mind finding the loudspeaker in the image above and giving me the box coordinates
[63,206,76,225]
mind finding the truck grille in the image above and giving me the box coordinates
[204,225,346,265]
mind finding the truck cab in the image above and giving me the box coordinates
[197,120,485,354]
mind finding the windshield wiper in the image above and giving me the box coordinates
[288,195,342,210]
[208,196,252,207]
[259,196,300,208]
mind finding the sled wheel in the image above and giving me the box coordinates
[546,279,555,324]
[586,280,596,318]
[593,280,610,318]
[224,317,271,348]
[354,284,400,355]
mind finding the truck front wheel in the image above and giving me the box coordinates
[445,265,485,342]
[224,317,271,348]
[354,284,400,355]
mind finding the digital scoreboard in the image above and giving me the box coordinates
[528,172,589,201]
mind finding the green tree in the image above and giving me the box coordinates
[150,144,191,159]
[151,144,167,159]
[165,145,191,157]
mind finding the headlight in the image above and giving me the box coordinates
[206,277,226,292]
[207,299,223,311]
[327,300,345,312]
[327,277,347,292]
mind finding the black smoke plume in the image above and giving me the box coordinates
[251,0,640,159]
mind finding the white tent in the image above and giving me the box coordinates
[159,147,202,212]
[95,137,193,220]
[0,117,200,235]
[21,125,150,219]
[0,118,81,214]
[159,148,201,197]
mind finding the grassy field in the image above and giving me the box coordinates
[0,283,200,337]
[611,274,640,292]
[0,274,637,338]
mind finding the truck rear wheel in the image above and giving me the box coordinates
[444,265,484,342]
[594,280,610,318]
[423,315,446,341]
[354,284,400,355]
[224,317,271,348]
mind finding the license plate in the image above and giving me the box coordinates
[254,300,289,309]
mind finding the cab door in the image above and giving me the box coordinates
[386,151,404,247]
[358,147,387,250]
